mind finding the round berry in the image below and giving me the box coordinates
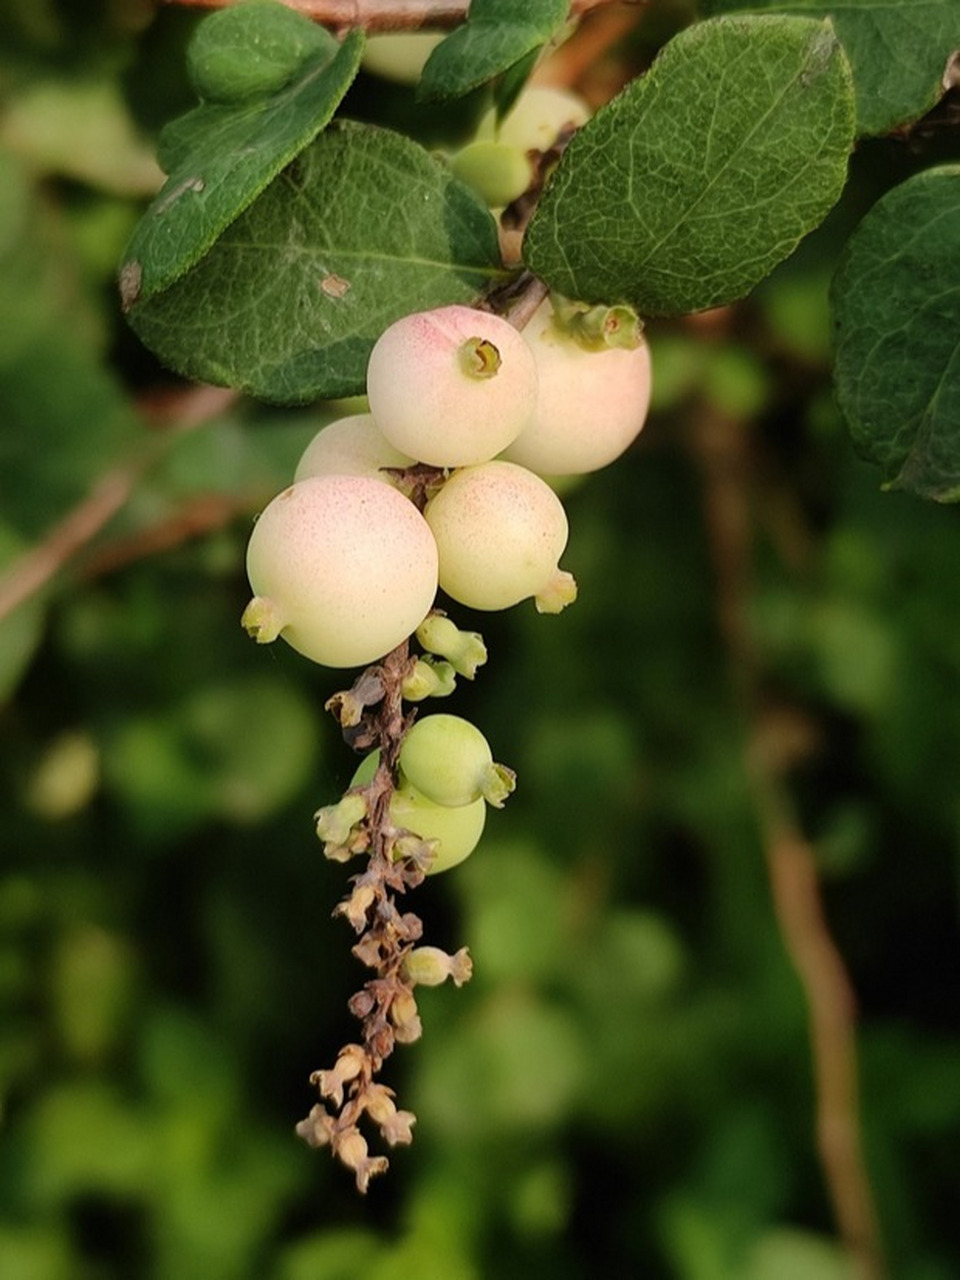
[477,86,590,154]
[243,475,438,668]
[425,460,576,613]
[502,299,652,475]
[351,751,486,874]
[398,714,514,808]
[294,413,414,485]
[365,305,538,468]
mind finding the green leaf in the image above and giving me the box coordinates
[704,0,960,136]
[126,121,505,403]
[831,165,960,501]
[418,0,567,101]
[119,26,363,306]
[187,0,336,104]
[523,15,856,317]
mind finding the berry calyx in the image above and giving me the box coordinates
[500,297,652,476]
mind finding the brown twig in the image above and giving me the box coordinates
[299,637,473,1191]
[0,466,144,624]
[161,0,622,33]
[0,384,238,624]
[533,0,647,101]
[748,742,885,1280]
[689,404,886,1280]
[77,493,253,582]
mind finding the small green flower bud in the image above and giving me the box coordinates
[314,791,368,847]
[402,945,473,988]
[402,656,457,701]
[416,614,488,678]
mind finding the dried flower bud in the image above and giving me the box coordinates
[335,881,378,932]
[389,988,422,1043]
[295,1103,335,1149]
[333,1126,390,1194]
[362,1084,417,1146]
[318,1043,367,1109]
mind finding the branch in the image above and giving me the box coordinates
[161,0,623,34]
[0,384,237,624]
[748,745,886,1280]
[689,399,886,1280]
[0,466,142,624]
[532,0,647,100]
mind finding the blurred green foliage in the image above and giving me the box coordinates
[1,4,959,1280]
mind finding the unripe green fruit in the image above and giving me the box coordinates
[187,2,333,104]
[351,751,486,873]
[243,475,438,669]
[425,461,577,613]
[477,86,591,153]
[366,306,538,468]
[449,140,533,208]
[294,413,414,485]
[501,298,653,475]
[398,714,515,808]
[361,31,444,84]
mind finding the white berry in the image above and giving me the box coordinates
[365,305,538,468]
[243,475,438,668]
[502,299,652,475]
[294,413,414,485]
[425,460,576,613]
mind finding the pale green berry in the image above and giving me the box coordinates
[351,750,487,873]
[398,714,515,809]
[449,140,533,208]
[477,86,590,153]
[424,460,576,613]
[243,475,438,669]
[361,31,444,84]
[366,306,538,468]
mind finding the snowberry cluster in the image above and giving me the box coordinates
[243,297,651,665]
[242,293,651,1188]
